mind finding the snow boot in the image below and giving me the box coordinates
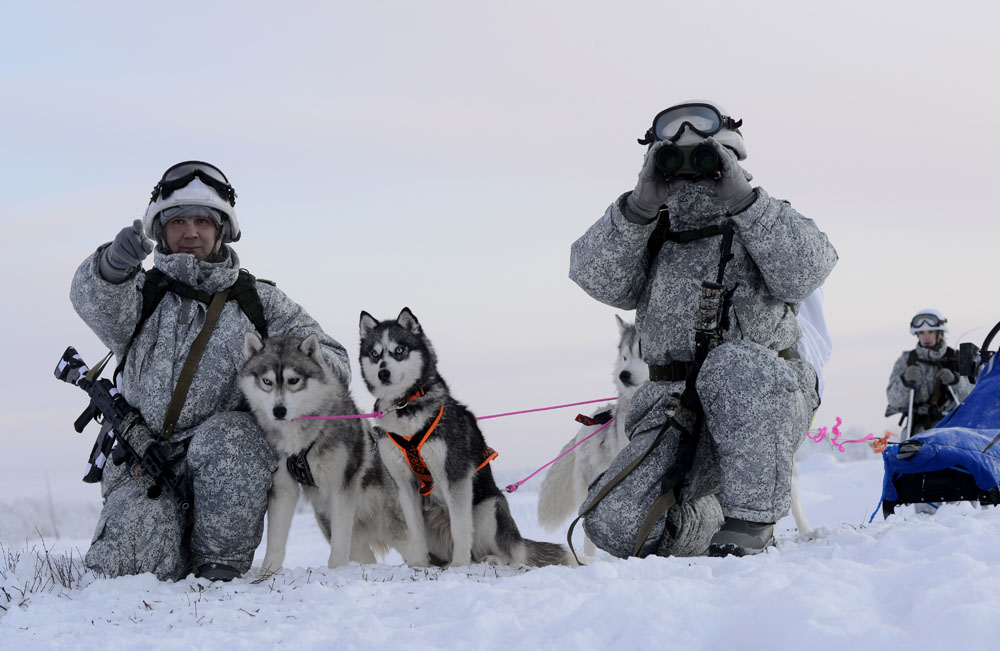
[197,562,241,582]
[707,518,775,557]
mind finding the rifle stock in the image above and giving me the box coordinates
[54,346,190,510]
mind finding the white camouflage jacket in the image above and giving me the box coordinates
[570,187,838,365]
[71,244,350,440]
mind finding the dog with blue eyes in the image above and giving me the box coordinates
[360,307,576,567]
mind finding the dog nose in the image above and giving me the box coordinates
[272,405,287,420]
[378,368,391,382]
[619,370,632,385]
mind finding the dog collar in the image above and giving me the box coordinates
[383,386,431,414]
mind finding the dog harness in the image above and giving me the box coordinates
[384,404,498,497]
[287,441,317,487]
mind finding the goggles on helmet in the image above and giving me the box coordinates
[150,161,237,207]
[910,313,946,331]
[638,103,743,145]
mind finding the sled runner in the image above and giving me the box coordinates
[880,321,1000,517]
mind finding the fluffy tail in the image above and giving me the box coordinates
[536,439,578,531]
[519,539,578,567]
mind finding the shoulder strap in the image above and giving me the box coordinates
[230,269,269,338]
[161,289,230,440]
[114,269,171,382]
[115,268,269,382]
[909,347,959,371]
[644,208,672,263]
[943,347,959,372]
[645,213,730,266]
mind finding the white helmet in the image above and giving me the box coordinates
[142,161,241,243]
[640,100,747,160]
[909,309,948,335]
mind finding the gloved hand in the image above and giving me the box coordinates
[624,141,686,224]
[100,219,154,283]
[696,137,756,215]
[936,368,958,385]
[903,365,921,384]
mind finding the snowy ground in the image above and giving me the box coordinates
[3,442,999,650]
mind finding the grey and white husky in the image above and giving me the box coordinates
[359,307,576,568]
[239,332,411,573]
[537,315,648,556]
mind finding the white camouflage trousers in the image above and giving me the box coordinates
[85,411,276,581]
[582,340,818,558]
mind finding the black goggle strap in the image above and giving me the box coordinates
[149,169,237,206]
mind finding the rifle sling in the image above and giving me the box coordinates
[566,417,672,564]
[161,289,230,440]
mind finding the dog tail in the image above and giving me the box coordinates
[495,497,578,567]
[519,539,579,567]
[536,438,578,531]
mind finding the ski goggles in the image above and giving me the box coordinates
[910,313,946,330]
[639,103,743,144]
[150,161,237,206]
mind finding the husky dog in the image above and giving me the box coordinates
[239,332,411,573]
[359,307,576,568]
[537,315,648,556]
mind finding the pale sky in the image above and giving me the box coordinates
[2,1,997,494]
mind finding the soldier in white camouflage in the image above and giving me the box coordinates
[70,161,350,581]
[569,102,837,557]
[886,309,973,436]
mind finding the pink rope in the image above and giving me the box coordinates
[476,397,617,421]
[296,396,618,422]
[297,412,383,421]
[806,416,876,452]
[503,418,614,494]
[297,396,620,493]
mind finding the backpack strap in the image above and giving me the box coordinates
[113,268,269,384]
[645,211,729,269]
[908,347,960,372]
[230,269,269,339]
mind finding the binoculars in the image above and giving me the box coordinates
[654,143,721,179]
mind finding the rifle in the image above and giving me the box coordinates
[54,346,190,510]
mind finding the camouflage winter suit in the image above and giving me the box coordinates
[71,244,350,580]
[569,185,837,557]
[886,345,972,435]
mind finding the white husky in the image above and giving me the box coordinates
[537,316,648,556]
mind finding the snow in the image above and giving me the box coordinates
[3,446,1000,650]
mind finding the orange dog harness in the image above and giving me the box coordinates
[384,404,498,496]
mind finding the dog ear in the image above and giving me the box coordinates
[359,311,378,337]
[615,314,626,335]
[299,333,325,366]
[243,331,265,360]
[397,307,421,334]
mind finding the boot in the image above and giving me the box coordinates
[707,517,775,557]
[197,562,241,582]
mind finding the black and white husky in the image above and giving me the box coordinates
[359,307,577,568]
[239,332,411,572]
[537,315,648,556]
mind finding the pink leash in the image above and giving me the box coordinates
[297,396,617,422]
[296,396,620,493]
[502,418,614,494]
